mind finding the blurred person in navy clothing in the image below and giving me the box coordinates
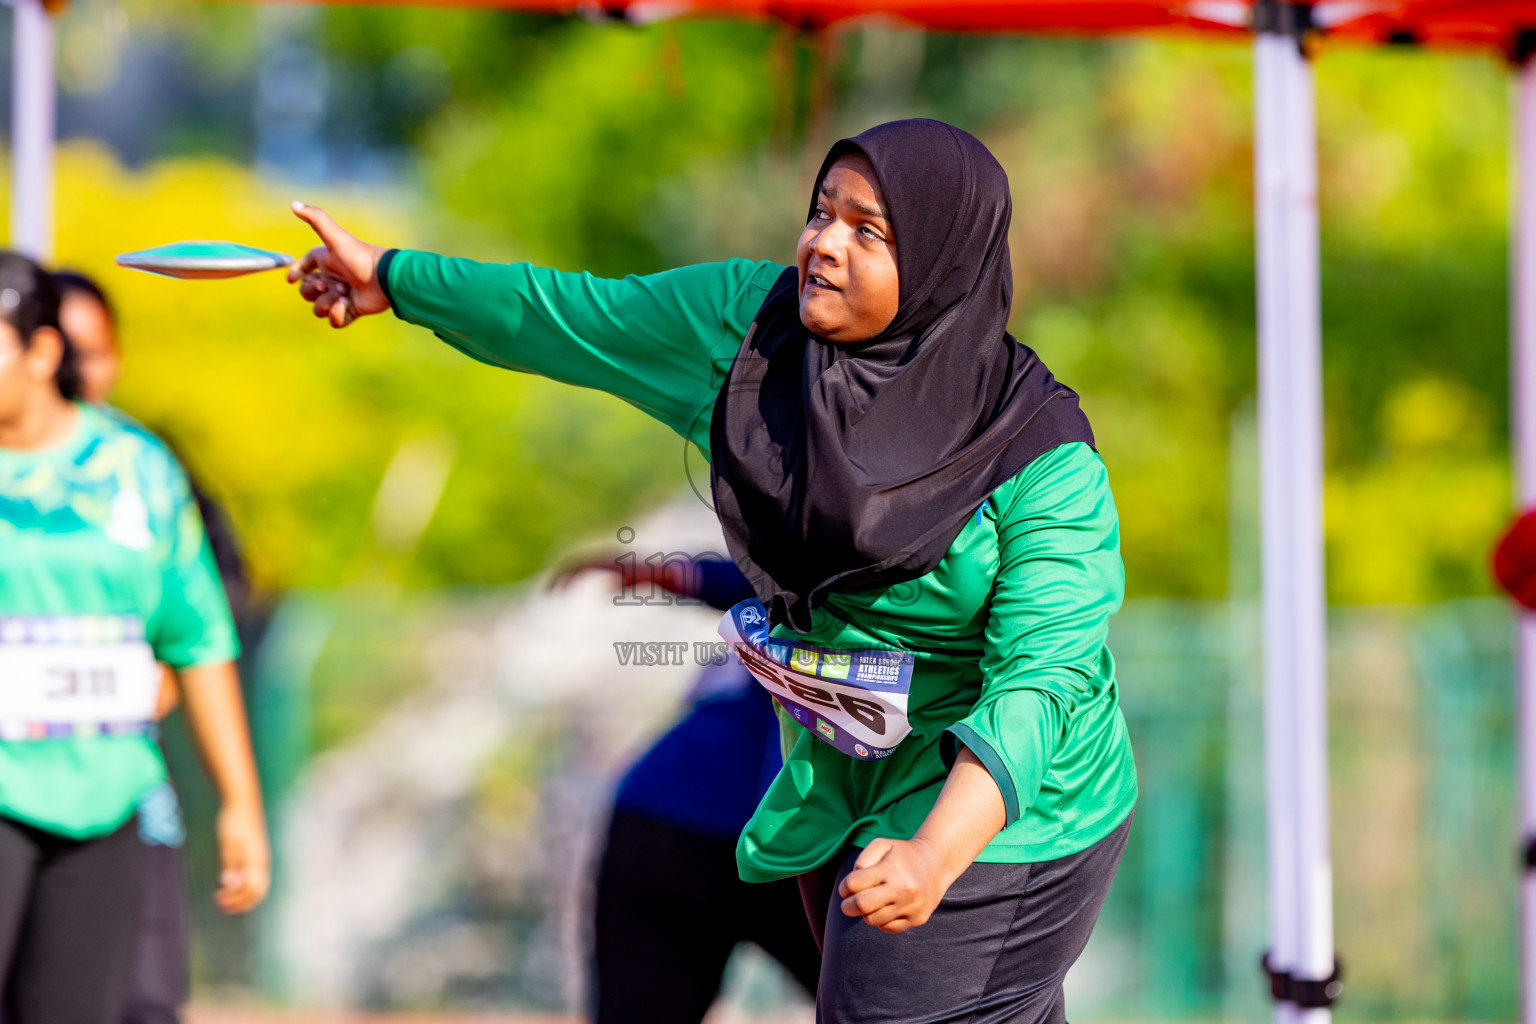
[556,554,818,1023]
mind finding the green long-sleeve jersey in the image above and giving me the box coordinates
[383,251,1137,880]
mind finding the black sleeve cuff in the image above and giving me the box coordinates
[942,722,1022,826]
[376,248,401,317]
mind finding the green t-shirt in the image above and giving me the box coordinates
[384,251,1138,880]
[0,404,238,838]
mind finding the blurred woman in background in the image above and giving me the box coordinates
[54,269,256,1024]
[0,253,268,1024]
[54,273,121,409]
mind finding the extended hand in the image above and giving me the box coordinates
[288,201,391,328]
[549,556,629,591]
[837,836,955,933]
[214,800,271,914]
[547,554,697,598]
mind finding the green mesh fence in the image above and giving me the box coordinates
[1079,598,1518,1022]
[169,594,1520,1019]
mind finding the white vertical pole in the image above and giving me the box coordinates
[1510,55,1536,1024]
[1255,7,1334,1024]
[1256,29,1300,1024]
[1281,41,1335,1024]
[11,0,56,263]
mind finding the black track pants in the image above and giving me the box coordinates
[808,813,1131,1024]
[0,816,146,1024]
[593,809,821,1024]
[121,842,190,1024]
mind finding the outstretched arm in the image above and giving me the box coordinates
[553,554,754,612]
[285,204,784,451]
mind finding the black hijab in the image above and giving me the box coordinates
[710,119,1095,632]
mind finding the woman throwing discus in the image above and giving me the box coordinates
[289,119,1136,1023]
[0,253,269,1024]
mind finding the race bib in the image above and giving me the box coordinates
[0,616,159,740]
[719,599,914,760]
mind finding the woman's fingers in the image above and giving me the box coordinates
[862,902,908,929]
[214,868,250,913]
[839,862,887,901]
[841,882,895,917]
[328,294,355,329]
[301,270,359,328]
[292,202,358,262]
[290,245,325,281]
[298,262,364,329]
[841,883,927,931]
[853,837,893,870]
[839,839,893,899]
[214,850,257,913]
[216,873,264,914]
[311,285,346,321]
[298,273,333,303]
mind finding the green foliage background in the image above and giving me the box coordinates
[31,1,1521,604]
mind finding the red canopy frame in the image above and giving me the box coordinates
[1321,0,1536,50]
[616,0,1253,32]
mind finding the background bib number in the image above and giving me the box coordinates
[0,616,159,739]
